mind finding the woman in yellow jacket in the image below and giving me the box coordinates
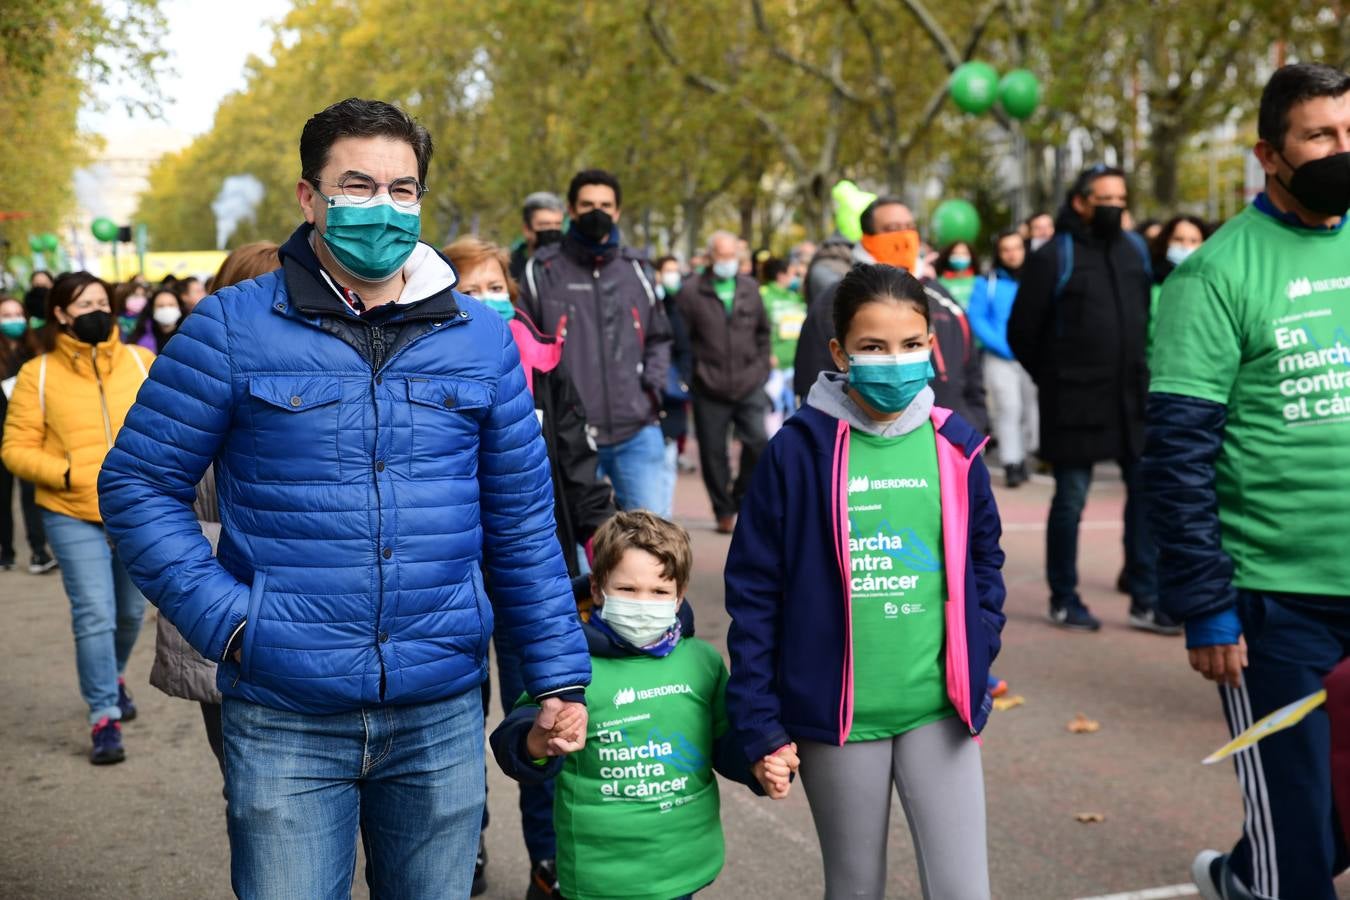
[1,272,154,764]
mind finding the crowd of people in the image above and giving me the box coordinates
[0,61,1347,900]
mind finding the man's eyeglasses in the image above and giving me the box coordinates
[310,173,427,209]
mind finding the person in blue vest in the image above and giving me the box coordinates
[97,98,591,898]
[968,229,1036,488]
[1007,164,1176,637]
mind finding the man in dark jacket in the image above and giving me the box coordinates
[794,198,988,430]
[1007,164,1173,635]
[97,99,591,898]
[508,191,565,281]
[676,230,772,533]
[1142,63,1350,900]
[520,169,674,516]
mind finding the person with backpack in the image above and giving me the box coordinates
[1007,164,1175,636]
[1,272,154,764]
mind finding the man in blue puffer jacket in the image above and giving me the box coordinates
[98,98,591,898]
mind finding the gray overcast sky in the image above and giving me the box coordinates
[82,0,291,139]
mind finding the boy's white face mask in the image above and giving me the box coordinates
[599,595,678,647]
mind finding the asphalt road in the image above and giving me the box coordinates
[2,462,1345,899]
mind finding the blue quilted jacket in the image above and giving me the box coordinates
[98,227,590,714]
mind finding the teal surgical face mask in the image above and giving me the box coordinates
[480,292,515,321]
[948,256,972,272]
[318,192,421,282]
[0,318,26,339]
[847,349,934,414]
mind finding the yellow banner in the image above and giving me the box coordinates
[97,251,227,283]
[1203,689,1326,765]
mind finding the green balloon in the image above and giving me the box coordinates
[40,232,59,253]
[998,69,1041,120]
[932,199,981,246]
[27,235,44,253]
[91,217,119,242]
[949,61,1000,115]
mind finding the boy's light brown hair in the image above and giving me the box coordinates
[590,511,692,597]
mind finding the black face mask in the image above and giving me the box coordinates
[1090,204,1124,239]
[1279,151,1350,217]
[69,310,112,346]
[574,209,615,244]
[533,228,563,249]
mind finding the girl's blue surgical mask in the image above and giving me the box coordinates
[318,193,421,282]
[948,256,972,272]
[480,292,515,321]
[0,318,26,339]
[847,349,934,414]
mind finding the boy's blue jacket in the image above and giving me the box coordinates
[724,401,1006,762]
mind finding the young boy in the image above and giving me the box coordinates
[491,511,796,900]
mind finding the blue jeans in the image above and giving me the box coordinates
[597,423,672,517]
[223,689,485,899]
[493,629,557,863]
[42,510,146,724]
[1046,460,1157,608]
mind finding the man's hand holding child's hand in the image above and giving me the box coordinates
[752,742,799,799]
[526,697,589,758]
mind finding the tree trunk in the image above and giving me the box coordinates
[1150,120,1184,212]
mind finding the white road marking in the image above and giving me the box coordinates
[1075,885,1199,900]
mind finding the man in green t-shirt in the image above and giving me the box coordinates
[1141,63,1350,900]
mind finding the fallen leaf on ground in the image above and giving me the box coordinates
[993,694,1025,712]
[1067,713,1100,734]
[1074,812,1106,823]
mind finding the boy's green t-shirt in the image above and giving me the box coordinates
[760,283,807,366]
[1150,204,1350,595]
[845,424,954,741]
[548,637,729,900]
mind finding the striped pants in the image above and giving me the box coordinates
[1218,592,1350,899]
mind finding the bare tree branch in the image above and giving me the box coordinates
[896,0,963,68]
[751,0,865,103]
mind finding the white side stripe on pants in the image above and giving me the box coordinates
[1221,680,1279,898]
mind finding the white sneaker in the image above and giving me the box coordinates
[1192,850,1229,900]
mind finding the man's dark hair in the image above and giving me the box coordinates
[833,263,930,342]
[29,270,52,286]
[1024,211,1052,227]
[653,255,679,270]
[1258,63,1350,151]
[300,98,434,185]
[762,257,790,283]
[521,191,565,226]
[859,196,909,236]
[567,169,622,209]
[1071,164,1127,199]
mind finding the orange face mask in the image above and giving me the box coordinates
[860,229,921,272]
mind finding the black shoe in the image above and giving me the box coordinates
[117,677,138,722]
[526,859,559,900]
[29,551,57,574]
[1049,601,1101,632]
[1115,566,1129,594]
[1128,603,1183,636]
[471,836,487,896]
[1005,463,1028,488]
[90,718,126,765]
[0,552,14,571]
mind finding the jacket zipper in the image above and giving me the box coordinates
[89,348,114,449]
[593,267,614,439]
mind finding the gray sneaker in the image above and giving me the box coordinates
[1128,603,1183,636]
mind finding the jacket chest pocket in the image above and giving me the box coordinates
[246,376,343,483]
[405,377,493,479]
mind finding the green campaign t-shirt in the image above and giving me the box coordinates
[1150,203,1350,596]
[714,277,736,315]
[846,423,954,741]
[549,637,729,900]
[760,283,807,366]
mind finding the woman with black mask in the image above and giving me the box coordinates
[1,272,155,765]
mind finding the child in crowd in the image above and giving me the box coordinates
[724,263,1006,899]
[492,511,795,900]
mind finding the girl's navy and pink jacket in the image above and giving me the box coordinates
[724,379,1007,762]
